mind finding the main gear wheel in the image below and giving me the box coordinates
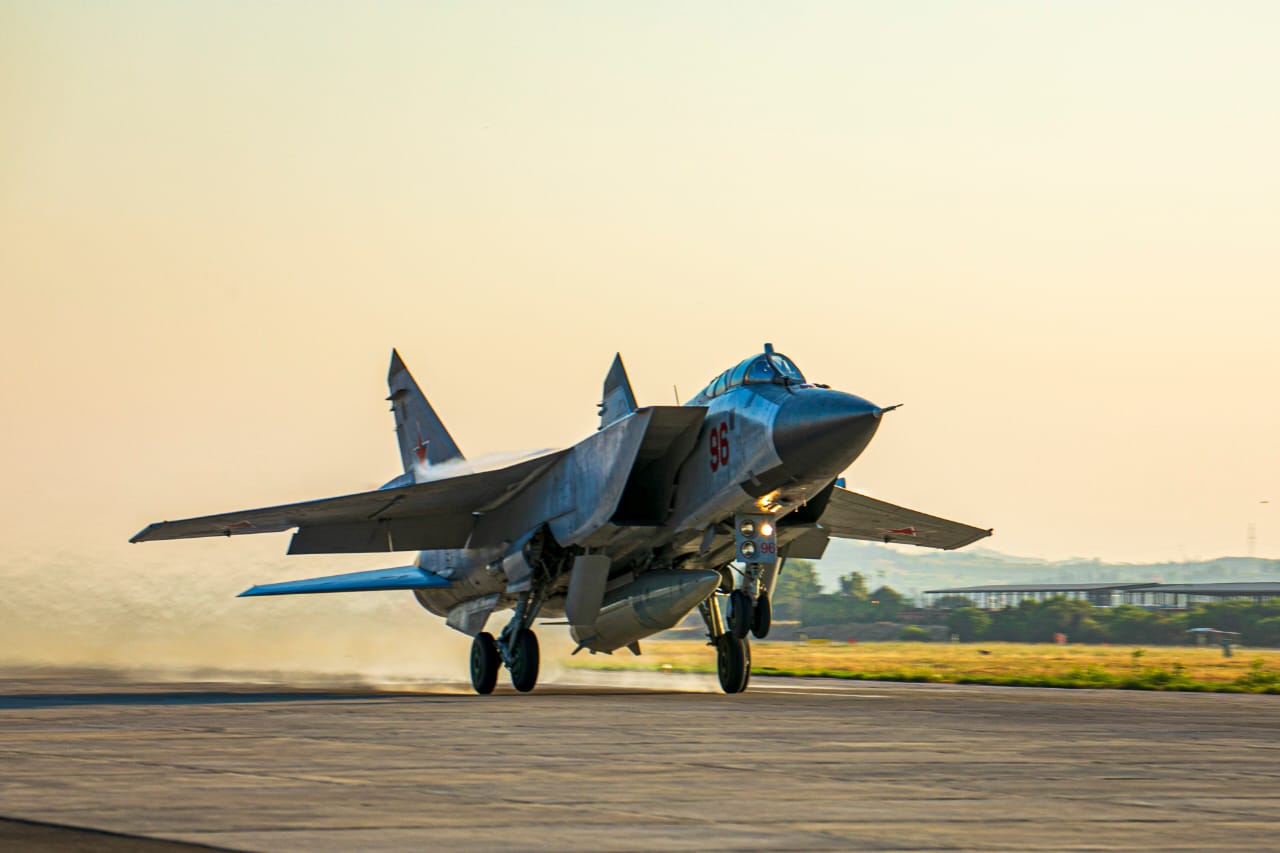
[470,632,500,695]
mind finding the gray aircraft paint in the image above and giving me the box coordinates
[406,358,890,645]
[132,345,990,684]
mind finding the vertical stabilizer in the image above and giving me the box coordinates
[387,350,464,475]
[598,353,638,429]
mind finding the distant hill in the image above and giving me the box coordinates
[813,540,1280,602]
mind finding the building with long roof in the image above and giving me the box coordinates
[923,581,1280,610]
[1122,583,1280,607]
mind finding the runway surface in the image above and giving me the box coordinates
[2,667,1278,851]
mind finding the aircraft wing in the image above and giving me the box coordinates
[130,450,570,554]
[818,487,991,550]
[238,565,451,597]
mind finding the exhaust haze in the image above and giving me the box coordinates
[0,547,712,691]
[0,549,465,680]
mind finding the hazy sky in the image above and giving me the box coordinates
[3,1,1278,569]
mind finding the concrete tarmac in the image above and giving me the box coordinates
[2,667,1278,851]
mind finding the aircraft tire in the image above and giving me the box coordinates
[728,590,752,639]
[716,635,750,694]
[510,628,540,693]
[751,593,772,639]
[470,632,500,695]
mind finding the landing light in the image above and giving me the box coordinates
[756,489,781,512]
[733,512,777,566]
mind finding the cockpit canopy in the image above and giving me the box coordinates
[693,344,807,402]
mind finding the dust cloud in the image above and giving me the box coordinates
[0,546,714,692]
[546,662,717,693]
[0,547,472,686]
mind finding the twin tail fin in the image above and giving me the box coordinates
[598,353,638,429]
[387,349,465,475]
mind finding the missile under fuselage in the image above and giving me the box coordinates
[570,569,721,653]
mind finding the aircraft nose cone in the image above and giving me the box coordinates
[772,391,882,479]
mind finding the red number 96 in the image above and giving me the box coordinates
[709,421,729,472]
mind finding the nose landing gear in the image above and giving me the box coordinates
[751,592,772,639]
[739,562,773,640]
[728,589,753,639]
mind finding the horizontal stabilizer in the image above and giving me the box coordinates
[238,565,451,597]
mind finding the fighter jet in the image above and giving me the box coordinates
[131,345,990,693]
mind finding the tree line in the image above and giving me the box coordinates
[943,597,1280,646]
[772,559,906,625]
[774,559,1280,646]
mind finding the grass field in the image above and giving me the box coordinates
[571,640,1280,693]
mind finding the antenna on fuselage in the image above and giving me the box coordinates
[673,384,680,404]
[764,342,774,354]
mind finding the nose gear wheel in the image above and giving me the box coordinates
[728,589,753,639]
[751,592,772,639]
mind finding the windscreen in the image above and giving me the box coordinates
[769,355,805,382]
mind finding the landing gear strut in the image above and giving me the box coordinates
[742,562,773,639]
[699,589,751,694]
[472,585,549,695]
[465,528,578,696]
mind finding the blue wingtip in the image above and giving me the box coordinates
[237,566,451,597]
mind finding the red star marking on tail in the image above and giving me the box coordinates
[414,433,430,465]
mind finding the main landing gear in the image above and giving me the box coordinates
[716,633,751,694]
[700,560,775,693]
[469,624,542,695]
[699,589,752,693]
[509,628,540,692]
[470,632,500,695]
[470,589,545,695]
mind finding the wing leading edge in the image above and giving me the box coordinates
[130,449,570,554]
[818,487,992,550]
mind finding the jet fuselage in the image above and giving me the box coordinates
[412,371,884,639]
